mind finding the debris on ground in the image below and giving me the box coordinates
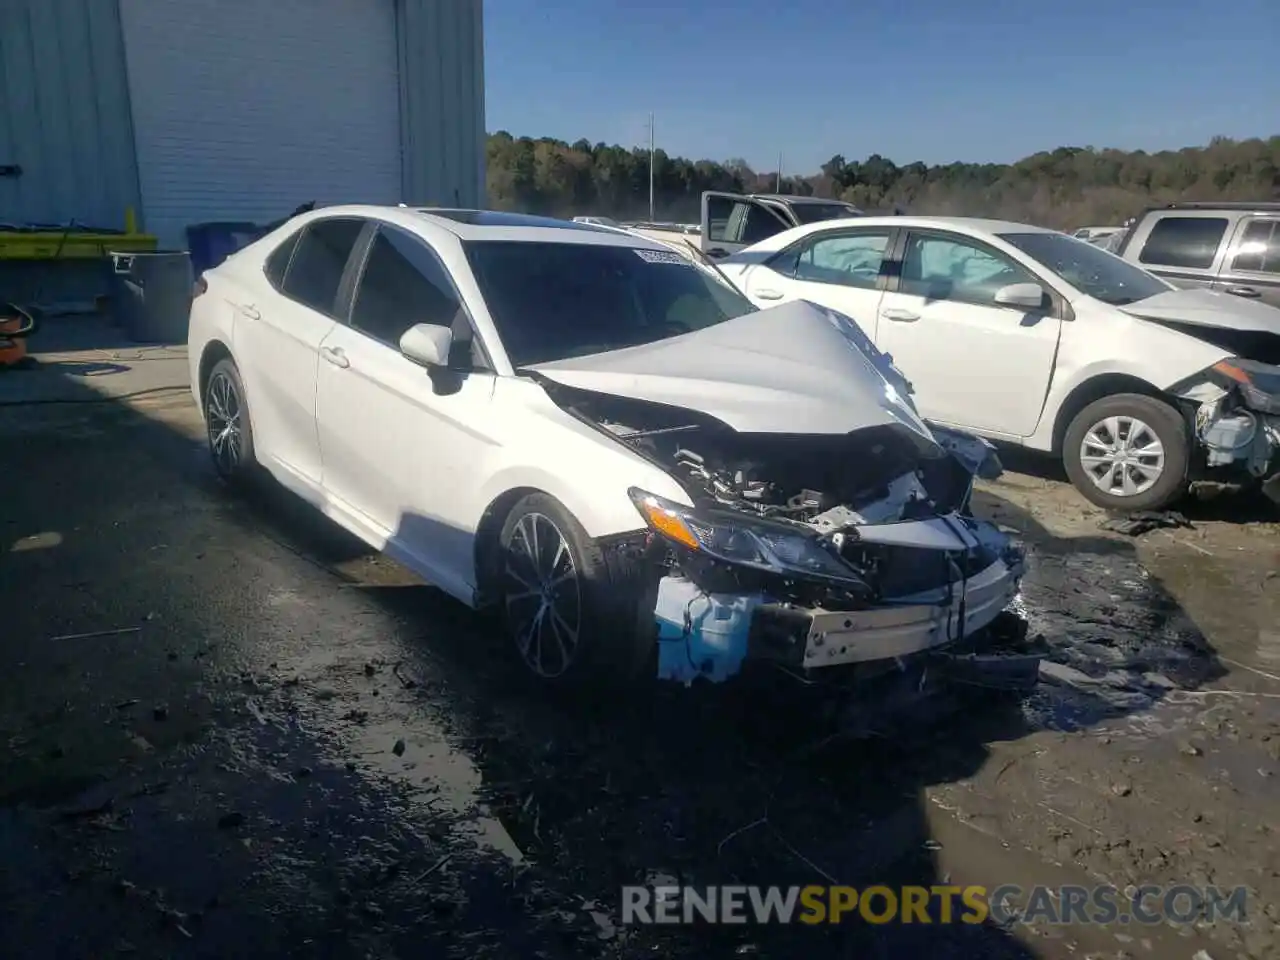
[7,386,1277,960]
[1098,510,1192,536]
[48,626,142,642]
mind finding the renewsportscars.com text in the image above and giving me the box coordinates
[621,883,1248,926]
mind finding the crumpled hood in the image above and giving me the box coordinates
[525,300,939,450]
[1119,288,1280,334]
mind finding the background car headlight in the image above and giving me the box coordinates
[628,488,868,585]
[1211,358,1280,415]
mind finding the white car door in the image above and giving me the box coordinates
[235,217,364,495]
[874,230,1063,438]
[700,192,794,258]
[736,228,895,342]
[314,223,497,599]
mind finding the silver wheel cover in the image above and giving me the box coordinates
[1079,414,1165,498]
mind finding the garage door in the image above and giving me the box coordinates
[119,0,402,248]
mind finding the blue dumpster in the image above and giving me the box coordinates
[186,222,264,277]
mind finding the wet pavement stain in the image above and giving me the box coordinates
[1,397,1276,958]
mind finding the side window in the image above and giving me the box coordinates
[706,197,789,245]
[705,195,735,243]
[793,232,891,289]
[280,218,364,315]
[899,234,1035,307]
[1230,218,1280,274]
[350,227,463,348]
[740,204,789,245]
[264,230,300,289]
[1138,217,1228,270]
[742,204,788,244]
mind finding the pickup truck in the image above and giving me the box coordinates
[629,192,866,258]
[1111,202,1280,310]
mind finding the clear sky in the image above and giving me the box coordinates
[484,0,1276,174]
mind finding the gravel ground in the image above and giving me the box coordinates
[1,383,1277,960]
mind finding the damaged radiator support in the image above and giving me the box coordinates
[649,529,1037,707]
[546,372,1041,710]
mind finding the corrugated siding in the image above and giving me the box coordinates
[119,0,404,248]
[398,0,486,208]
[0,0,140,228]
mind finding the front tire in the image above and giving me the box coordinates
[496,493,652,685]
[1062,393,1189,511]
[203,358,257,485]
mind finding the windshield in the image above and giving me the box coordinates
[465,241,757,367]
[790,202,863,224]
[998,231,1171,306]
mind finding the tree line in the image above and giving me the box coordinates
[485,132,1280,229]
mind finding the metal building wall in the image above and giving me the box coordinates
[0,0,486,224]
[398,0,486,208]
[0,0,141,229]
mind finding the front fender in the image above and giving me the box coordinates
[472,459,688,542]
[1027,315,1232,449]
[472,378,694,541]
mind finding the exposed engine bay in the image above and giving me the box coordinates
[558,385,987,525]
[1159,326,1280,499]
[540,380,1036,697]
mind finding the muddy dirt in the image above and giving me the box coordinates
[1,390,1277,960]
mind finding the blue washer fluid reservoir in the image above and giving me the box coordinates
[653,575,764,686]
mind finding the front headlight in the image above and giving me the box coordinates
[1210,358,1280,415]
[628,488,869,586]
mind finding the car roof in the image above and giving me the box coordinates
[795,215,1057,235]
[751,194,858,205]
[292,204,671,249]
[413,207,665,246]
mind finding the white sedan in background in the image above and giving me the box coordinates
[188,206,1033,694]
[713,211,1280,511]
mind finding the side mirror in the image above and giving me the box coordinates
[399,323,452,367]
[992,282,1047,310]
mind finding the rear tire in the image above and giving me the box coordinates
[495,493,653,686]
[1062,393,1188,512]
[203,358,258,486]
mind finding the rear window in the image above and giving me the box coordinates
[280,218,364,315]
[1138,217,1228,270]
[1231,218,1280,274]
[464,241,756,367]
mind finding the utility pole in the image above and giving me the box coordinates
[776,152,783,193]
[647,112,656,222]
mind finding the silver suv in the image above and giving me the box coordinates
[1113,201,1280,309]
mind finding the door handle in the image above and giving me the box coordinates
[706,248,728,259]
[238,303,260,320]
[881,308,920,322]
[320,345,349,369]
[1223,285,1261,299]
[754,288,783,300]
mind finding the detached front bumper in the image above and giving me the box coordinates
[748,556,1022,669]
[652,518,1032,690]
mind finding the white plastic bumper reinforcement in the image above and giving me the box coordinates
[801,558,1021,668]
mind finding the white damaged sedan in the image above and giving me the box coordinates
[188,207,1035,694]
